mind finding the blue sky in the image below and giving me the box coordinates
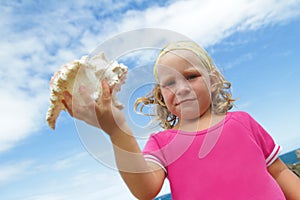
[0,0,300,199]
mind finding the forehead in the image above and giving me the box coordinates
[158,49,201,66]
[156,49,207,76]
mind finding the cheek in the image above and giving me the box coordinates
[194,79,211,94]
[161,89,174,103]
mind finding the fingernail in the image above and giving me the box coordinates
[62,91,68,97]
[102,80,108,86]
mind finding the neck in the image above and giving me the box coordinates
[173,110,226,132]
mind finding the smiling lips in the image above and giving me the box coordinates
[175,98,196,106]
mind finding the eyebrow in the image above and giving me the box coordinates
[182,67,203,74]
[158,67,202,82]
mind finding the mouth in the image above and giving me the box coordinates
[175,98,196,106]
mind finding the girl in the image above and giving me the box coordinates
[62,41,300,199]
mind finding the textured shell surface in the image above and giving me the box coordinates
[46,52,128,130]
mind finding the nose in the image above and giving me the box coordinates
[175,80,191,96]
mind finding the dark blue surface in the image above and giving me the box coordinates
[279,148,299,164]
[155,193,172,200]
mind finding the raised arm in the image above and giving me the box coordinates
[62,80,165,199]
[268,158,300,200]
[109,126,166,199]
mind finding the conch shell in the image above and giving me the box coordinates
[46,52,128,130]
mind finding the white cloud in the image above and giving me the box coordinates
[0,2,92,153]
[23,194,67,200]
[29,168,169,200]
[0,152,139,199]
[0,153,86,187]
[116,0,300,46]
[20,170,109,200]
[50,152,88,171]
[1,1,299,199]
[0,0,299,157]
[220,52,254,70]
[0,88,47,153]
[0,160,33,185]
[23,164,137,200]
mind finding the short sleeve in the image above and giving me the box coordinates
[247,113,282,167]
[143,134,167,173]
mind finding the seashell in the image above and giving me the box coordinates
[46,52,128,130]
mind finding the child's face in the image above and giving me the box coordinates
[156,50,212,120]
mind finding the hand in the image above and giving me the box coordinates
[62,80,127,135]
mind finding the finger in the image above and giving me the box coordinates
[101,80,112,105]
[62,91,74,116]
[79,85,95,105]
[94,81,113,128]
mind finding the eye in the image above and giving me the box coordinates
[186,74,200,80]
[161,80,175,88]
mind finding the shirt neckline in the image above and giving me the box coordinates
[167,112,232,136]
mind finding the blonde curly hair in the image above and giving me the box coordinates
[134,41,235,129]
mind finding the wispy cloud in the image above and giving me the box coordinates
[0,0,299,155]
[0,160,34,186]
[23,194,67,200]
[22,165,136,200]
[1,1,299,199]
[221,52,254,70]
[47,152,89,171]
[115,0,300,46]
[0,152,86,187]
[0,152,138,199]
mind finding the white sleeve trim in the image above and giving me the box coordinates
[266,144,282,167]
[144,154,167,174]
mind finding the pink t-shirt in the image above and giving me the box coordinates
[143,111,285,200]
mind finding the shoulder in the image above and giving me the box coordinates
[149,129,177,143]
[226,111,263,133]
[228,111,257,124]
[228,111,252,119]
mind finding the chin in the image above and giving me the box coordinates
[177,112,201,120]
